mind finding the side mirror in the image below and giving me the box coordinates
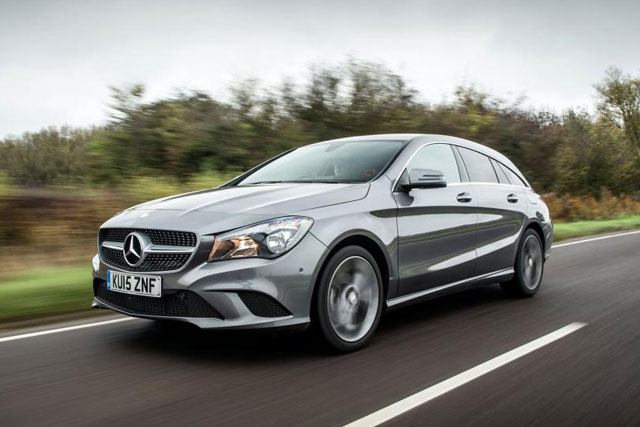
[398,168,447,191]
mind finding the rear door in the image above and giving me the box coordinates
[456,147,527,275]
[395,143,478,297]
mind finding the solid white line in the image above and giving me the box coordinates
[552,230,640,249]
[0,317,133,344]
[344,322,587,427]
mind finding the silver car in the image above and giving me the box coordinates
[92,134,552,351]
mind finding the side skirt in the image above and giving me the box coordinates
[386,268,514,309]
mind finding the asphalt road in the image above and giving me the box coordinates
[1,232,640,426]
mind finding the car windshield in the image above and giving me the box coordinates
[238,139,405,185]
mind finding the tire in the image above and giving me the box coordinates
[314,245,384,352]
[501,228,545,297]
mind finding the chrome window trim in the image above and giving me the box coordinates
[390,141,529,191]
[446,182,526,188]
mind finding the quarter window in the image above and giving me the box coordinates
[491,158,510,184]
[407,144,461,184]
[458,147,498,183]
[498,163,528,187]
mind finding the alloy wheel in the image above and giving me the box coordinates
[327,255,380,342]
[521,234,543,290]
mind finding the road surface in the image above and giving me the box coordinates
[1,231,640,426]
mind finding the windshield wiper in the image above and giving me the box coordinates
[292,180,344,184]
[245,180,286,184]
[243,179,357,185]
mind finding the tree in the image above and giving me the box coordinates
[596,67,640,151]
[0,127,92,186]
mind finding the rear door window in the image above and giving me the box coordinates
[457,147,499,183]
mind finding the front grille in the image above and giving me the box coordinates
[94,279,223,318]
[100,228,197,247]
[101,247,191,272]
[98,228,197,272]
[238,291,291,317]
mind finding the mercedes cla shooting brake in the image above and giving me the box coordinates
[92,134,552,351]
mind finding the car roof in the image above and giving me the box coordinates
[320,133,423,143]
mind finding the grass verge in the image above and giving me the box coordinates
[1,215,639,325]
[0,265,92,323]
[553,215,640,241]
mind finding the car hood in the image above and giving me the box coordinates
[101,183,369,234]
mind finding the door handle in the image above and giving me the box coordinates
[456,192,472,203]
[507,193,519,203]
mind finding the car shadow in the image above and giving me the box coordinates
[117,284,513,362]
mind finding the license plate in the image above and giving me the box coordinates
[106,270,162,298]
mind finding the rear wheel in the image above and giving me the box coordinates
[315,246,384,352]
[501,229,544,297]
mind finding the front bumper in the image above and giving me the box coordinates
[92,232,327,329]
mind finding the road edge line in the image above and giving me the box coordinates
[552,229,640,249]
[0,317,133,344]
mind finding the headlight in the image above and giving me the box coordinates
[208,216,313,261]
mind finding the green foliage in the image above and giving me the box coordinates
[0,127,93,186]
[0,265,93,322]
[0,171,11,197]
[1,59,640,197]
[596,67,640,150]
[552,112,627,194]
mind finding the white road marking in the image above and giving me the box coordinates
[0,317,133,344]
[552,230,640,249]
[344,322,587,427]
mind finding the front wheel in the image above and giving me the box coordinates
[501,229,545,297]
[315,246,384,352]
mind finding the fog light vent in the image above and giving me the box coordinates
[238,291,291,318]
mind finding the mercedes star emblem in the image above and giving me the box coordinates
[123,232,145,266]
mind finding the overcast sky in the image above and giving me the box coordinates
[1,0,639,137]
